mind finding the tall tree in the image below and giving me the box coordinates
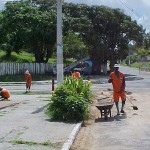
[1,0,56,62]
[63,4,144,73]
[63,31,86,65]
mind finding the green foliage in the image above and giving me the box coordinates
[1,1,56,63]
[1,1,145,67]
[63,31,87,60]
[11,139,57,147]
[46,77,92,122]
[131,62,142,69]
[0,51,35,62]
[137,47,150,57]
[125,53,138,65]
[63,3,144,73]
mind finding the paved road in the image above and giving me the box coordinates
[71,66,150,150]
[3,65,150,94]
[91,66,150,92]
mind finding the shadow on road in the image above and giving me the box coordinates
[95,112,127,122]
[31,105,47,114]
[125,74,144,81]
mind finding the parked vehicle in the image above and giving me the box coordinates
[52,60,93,76]
[74,60,92,75]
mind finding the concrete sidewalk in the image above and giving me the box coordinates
[0,94,82,150]
[0,75,107,150]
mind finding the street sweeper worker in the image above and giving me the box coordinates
[72,68,81,80]
[0,87,10,100]
[108,64,126,115]
[25,70,32,92]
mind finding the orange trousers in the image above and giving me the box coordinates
[113,91,126,102]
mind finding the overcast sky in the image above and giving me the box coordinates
[1,0,150,32]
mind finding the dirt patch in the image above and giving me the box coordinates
[70,90,113,150]
[70,90,144,150]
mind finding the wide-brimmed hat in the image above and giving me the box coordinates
[114,64,120,68]
[25,70,29,74]
[0,87,3,91]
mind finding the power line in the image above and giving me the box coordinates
[118,0,133,12]
[118,0,141,18]
[117,0,150,32]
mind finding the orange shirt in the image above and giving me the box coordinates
[1,89,10,99]
[109,71,125,92]
[72,72,81,79]
[25,73,32,87]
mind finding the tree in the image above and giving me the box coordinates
[1,1,56,62]
[1,1,145,67]
[62,4,144,73]
[143,32,150,49]
[77,5,144,72]
[63,31,86,65]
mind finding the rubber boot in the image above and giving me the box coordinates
[121,101,125,113]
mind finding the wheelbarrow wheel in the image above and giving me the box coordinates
[104,109,108,120]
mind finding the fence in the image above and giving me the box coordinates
[0,63,55,75]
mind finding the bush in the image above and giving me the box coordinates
[46,77,92,122]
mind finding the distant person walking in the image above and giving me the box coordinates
[72,68,81,80]
[0,87,10,100]
[108,64,126,115]
[25,70,32,92]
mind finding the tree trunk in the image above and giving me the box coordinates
[91,57,102,75]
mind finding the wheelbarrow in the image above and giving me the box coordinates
[96,102,114,120]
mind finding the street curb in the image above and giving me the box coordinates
[61,122,82,150]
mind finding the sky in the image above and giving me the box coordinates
[1,0,150,33]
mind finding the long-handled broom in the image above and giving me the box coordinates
[110,79,138,110]
[126,96,138,110]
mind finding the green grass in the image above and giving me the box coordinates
[0,50,75,64]
[0,51,35,62]
[11,139,58,147]
[11,91,52,95]
[131,61,150,70]
[0,50,57,63]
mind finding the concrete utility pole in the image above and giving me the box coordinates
[56,0,63,85]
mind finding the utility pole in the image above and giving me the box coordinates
[57,0,63,85]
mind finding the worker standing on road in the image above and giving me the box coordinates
[0,87,10,100]
[72,68,81,80]
[108,64,126,115]
[25,70,32,93]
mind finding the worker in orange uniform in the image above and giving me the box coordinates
[0,87,10,100]
[72,68,81,79]
[25,70,32,92]
[108,64,126,115]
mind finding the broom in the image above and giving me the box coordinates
[110,79,138,110]
[126,95,138,110]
